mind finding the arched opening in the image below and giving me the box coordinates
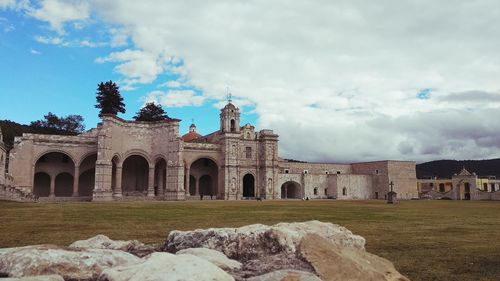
[55,173,73,197]
[189,175,196,196]
[154,159,167,196]
[230,119,235,132]
[33,172,50,197]
[34,152,75,197]
[122,155,149,196]
[79,154,97,197]
[463,182,471,200]
[199,175,213,196]
[438,183,445,193]
[243,174,255,198]
[280,181,302,199]
[189,158,219,198]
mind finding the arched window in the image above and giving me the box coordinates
[230,119,235,132]
[313,188,318,195]
[342,187,347,196]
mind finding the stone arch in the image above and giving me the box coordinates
[77,151,98,167]
[78,153,97,197]
[122,150,153,167]
[281,181,302,199]
[189,158,219,198]
[33,172,50,197]
[34,151,75,197]
[243,173,255,198]
[122,154,150,196]
[154,158,167,196]
[34,150,77,167]
[55,172,73,197]
[230,119,236,132]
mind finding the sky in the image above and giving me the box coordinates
[1,1,500,163]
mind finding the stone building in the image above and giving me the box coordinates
[0,102,417,202]
[418,167,500,200]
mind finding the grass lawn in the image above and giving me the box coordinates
[1,200,499,281]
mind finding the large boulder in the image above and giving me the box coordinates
[0,244,141,280]
[246,269,322,281]
[98,252,234,281]
[69,234,155,257]
[298,234,410,281]
[165,220,365,260]
[175,248,242,270]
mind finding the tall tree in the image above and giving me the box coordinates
[134,102,169,122]
[30,112,85,135]
[95,81,126,117]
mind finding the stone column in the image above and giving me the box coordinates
[148,167,155,197]
[185,166,190,196]
[72,166,80,197]
[195,177,200,196]
[49,175,55,198]
[114,166,122,197]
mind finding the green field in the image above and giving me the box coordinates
[1,200,499,281]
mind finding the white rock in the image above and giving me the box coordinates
[69,235,154,257]
[176,248,242,270]
[1,275,64,281]
[98,252,234,281]
[165,220,365,260]
[0,244,141,280]
[246,269,322,281]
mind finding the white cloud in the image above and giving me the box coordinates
[21,1,500,162]
[146,90,205,107]
[34,35,66,45]
[30,48,41,55]
[27,0,90,34]
[0,0,15,9]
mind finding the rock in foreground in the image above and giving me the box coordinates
[69,234,155,257]
[0,244,141,280]
[165,220,366,260]
[98,252,234,281]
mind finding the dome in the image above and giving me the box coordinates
[182,131,202,142]
[181,123,201,142]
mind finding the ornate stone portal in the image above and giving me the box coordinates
[1,102,417,202]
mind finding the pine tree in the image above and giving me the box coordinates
[134,102,168,122]
[95,81,126,117]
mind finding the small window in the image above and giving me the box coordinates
[303,170,308,174]
[313,188,318,195]
[246,132,251,139]
[245,147,252,159]
[336,171,341,174]
[284,169,289,174]
[342,187,347,196]
[325,171,329,175]
[483,183,488,190]
[492,184,496,192]
[230,119,235,132]
[439,183,445,192]
[324,188,327,195]
[375,169,379,175]
[375,192,379,199]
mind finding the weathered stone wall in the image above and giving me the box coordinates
[334,174,373,200]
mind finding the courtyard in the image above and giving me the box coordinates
[0,200,499,281]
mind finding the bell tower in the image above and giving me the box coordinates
[220,100,240,133]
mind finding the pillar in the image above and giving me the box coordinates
[114,166,122,197]
[72,166,80,197]
[195,177,200,196]
[185,166,190,196]
[49,175,55,198]
[148,167,155,197]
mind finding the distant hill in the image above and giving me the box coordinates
[0,120,74,150]
[416,159,500,179]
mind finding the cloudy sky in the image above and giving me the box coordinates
[1,0,500,163]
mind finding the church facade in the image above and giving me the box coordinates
[0,102,417,202]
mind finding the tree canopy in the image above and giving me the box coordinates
[30,112,85,135]
[95,80,126,117]
[133,102,169,122]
